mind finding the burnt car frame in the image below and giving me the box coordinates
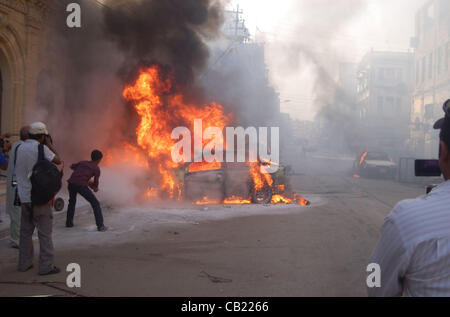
[177,159,290,204]
[353,151,397,178]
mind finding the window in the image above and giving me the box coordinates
[415,13,421,44]
[377,96,384,114]
[438,47,443,74]
[416,62,420,84]
[425,104,434,119]
[422,56,426,82]
[440,0,450,20]
[385,68,395,80]
[385,96,395,110]
[396,97,402,113]
[397,69,403,82]
[378,68,384,80]
[446,43,449,71]
[366,152,390,161]
[427,3,435,19]
[424,3,435,32]
[429,53,433,79]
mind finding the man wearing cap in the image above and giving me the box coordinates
[15,122,62,275]
[368,100,450,297]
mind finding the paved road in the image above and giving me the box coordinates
[0,156,427,296]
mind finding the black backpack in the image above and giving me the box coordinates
[30,144,62,205]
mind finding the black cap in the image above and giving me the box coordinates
[434,117,445,129]
[433,99,450,130]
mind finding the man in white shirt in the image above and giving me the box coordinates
[368,100,450,297]
[16,122,62,275]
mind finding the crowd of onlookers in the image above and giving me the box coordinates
[1,122,106,276]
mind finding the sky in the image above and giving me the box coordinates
[226,0,427,121]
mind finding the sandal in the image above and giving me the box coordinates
[39,266,60,276]
[19,264,33,272]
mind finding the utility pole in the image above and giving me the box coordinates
[234,4,240,37]
[227,5,249,43]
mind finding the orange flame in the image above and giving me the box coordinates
[360,152,368,165]
[271,193,309,206]
[188,161,222,173]
[122,65,231,199]
[195,196,222,205]
[223,196,252,205]
[248,162,267,191]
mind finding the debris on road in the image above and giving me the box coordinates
[199,271,232,283]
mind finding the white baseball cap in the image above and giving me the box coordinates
[29,122,49,135]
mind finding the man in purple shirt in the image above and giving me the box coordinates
[66,150,107,231]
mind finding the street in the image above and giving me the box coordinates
[0,155,427,297]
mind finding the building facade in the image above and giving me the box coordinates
[410,0,450,159]
[338,63,357,104]
[0,0,56,137]
[207,6,281,128]
[356,51,414,159]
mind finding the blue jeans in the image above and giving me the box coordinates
[66,182,104,228]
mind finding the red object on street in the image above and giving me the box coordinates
[51,161,65,208]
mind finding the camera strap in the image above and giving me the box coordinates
[12,143,22,207]
[13,143,21,167]
[37,143,44,162]
[11,144,21,184]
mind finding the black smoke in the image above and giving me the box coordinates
[103,0,224,85]
[35,0,224,162]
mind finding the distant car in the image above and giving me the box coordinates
[178,159,290,204]
[353,151,397,178]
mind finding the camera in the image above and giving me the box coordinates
[415,159,442,194]
[415,160,441,177]
[13,188,21,206]
[46,134,52,143]
[10,177,21,206]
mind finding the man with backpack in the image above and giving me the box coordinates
[15,122,62,275]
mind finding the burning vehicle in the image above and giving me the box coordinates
[353,151,397,178]
[179,158,296,205]
[104,64,308,206]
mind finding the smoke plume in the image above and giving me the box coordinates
[35,0,225,155]
[32,0,226,204]
[263,0,368,154]
[103,0,224,85]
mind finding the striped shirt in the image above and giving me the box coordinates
[368,180,450,297]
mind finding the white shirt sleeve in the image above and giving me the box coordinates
[43,145,56,163]
[367,216,410,297]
